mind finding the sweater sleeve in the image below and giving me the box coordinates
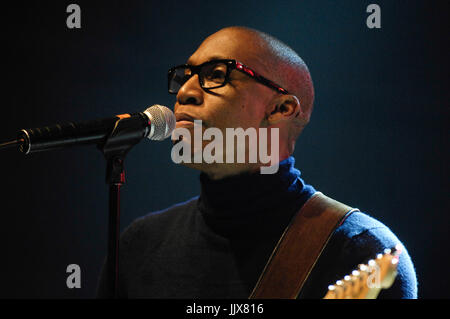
[353,227,418,299]
[298,212,418,299]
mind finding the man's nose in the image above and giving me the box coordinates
[177,74,203,106]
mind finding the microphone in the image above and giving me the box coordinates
[5,104,175,154]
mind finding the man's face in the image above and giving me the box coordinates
[172,29,277,177]
[174,30,275,133]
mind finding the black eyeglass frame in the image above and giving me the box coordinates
[168,59,289,95]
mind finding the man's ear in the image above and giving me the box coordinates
[266,95,302,125]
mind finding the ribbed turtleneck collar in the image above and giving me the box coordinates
[197,157,316,237]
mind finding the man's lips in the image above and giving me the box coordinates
[175,112,206,127]
[175,112,195,122]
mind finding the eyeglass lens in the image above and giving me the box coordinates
[169,61,229,93]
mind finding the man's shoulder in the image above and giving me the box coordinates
[332,210,411,270]
[334,211,412,261]
[336,210,398,244]
[137,196,199,224]
[119,196,199,245]
[324,211,418,298]
[299,209,417,298]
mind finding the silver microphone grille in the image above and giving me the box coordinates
[143,105,176,141]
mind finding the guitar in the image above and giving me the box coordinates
[323,244,402,299]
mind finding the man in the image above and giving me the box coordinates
[97,26,417,298]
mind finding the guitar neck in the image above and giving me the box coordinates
[323,244,402,299]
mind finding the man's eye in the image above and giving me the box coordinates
[210,69,225,80]
[203,63,227,83]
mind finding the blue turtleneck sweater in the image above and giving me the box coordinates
[97,157,417,298]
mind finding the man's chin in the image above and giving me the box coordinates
[178,161,261,180]
[178,161,219,173]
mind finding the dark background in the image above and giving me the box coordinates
[1,0,448,298]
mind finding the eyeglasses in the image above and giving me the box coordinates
[168,59,289,95]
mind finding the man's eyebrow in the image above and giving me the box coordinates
[186,56,230,65]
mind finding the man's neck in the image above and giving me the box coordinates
[190,154,291,180]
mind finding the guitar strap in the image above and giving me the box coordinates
[249,192,359,299]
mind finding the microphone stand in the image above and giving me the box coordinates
[97,115,149,299]
[1,113,150,299]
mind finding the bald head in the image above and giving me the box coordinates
[204,27,315,146]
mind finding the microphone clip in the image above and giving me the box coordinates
[99,114,147,185]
